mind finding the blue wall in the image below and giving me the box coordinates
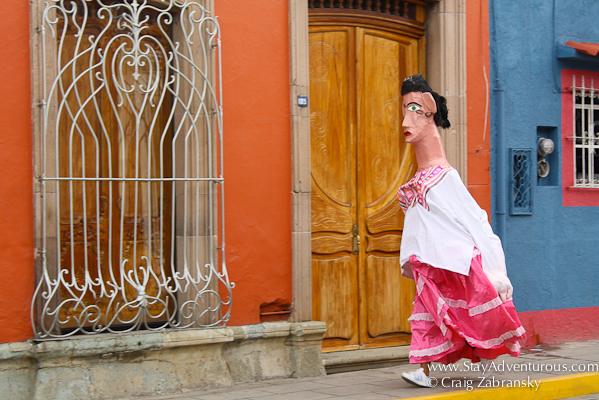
[489,0,599,312]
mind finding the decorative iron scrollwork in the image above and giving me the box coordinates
[32,0,232,339]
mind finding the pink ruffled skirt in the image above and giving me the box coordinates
[408,252,525,364]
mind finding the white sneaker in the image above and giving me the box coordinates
[401,368,432,388]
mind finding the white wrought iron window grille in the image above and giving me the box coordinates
[572,74,599,188]
[31,0,233,339]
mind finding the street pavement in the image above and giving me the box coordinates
[140,340,599,400]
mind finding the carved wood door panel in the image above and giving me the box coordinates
[310,25,419,350]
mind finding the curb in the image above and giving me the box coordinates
[398,372,599,400]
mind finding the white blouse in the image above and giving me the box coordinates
[398,166,507,277]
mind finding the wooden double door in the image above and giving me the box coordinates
[309,25,421,350]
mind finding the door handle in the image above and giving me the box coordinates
[352,223,360,255]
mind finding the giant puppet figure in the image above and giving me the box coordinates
[397,74,525,388]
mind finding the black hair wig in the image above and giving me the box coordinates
[401,74,451,129]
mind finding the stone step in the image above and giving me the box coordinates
[322,345,410,374]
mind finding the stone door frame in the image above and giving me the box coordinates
[290,0,467,322]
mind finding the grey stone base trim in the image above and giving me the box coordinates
[322,346,410,374]
[0,321,326,400]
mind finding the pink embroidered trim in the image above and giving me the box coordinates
[437,295,503,317]
[440,296,468,311]
[437,297,446,316]
[397,165,452,212]
[506,341,521,352]
[408,313,434,322]
[438,297,526,347]
[409,327,524,358]
[409,340,455,358]
[439,320,448,336]
[469,297,503,316]
[416,276,425,295]
[462,326,526,349]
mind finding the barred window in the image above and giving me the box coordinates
[510,149,533,215]
[31,0,232,339]
[572,74,599,187]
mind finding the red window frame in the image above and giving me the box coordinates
[561,68,599,206]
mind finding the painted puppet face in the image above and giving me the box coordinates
[401,92,437,144]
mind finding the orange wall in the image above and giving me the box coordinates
[0,0,293,344]
[215,1,293,326]
[0,0,35,342]
[466,0,492,217]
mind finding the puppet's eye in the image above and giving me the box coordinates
[407,104,421,112]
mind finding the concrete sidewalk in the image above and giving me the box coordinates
[139,340,599,400]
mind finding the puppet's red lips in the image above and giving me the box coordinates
[404,131,412,136]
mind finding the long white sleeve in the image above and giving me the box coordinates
[400,169,508,276]
[437,171,507,274]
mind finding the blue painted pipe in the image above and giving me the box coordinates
[495,88,507,244]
